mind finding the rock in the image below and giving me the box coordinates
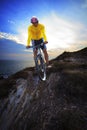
[0,74,8,80]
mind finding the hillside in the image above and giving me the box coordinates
[51,47,87,63]
[0,47,87,130]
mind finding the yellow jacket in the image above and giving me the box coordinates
[27,23,47,46]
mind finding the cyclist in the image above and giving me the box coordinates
[26,16,49,66]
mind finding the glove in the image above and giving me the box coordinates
[44,41,48,44]
[26,46,31,49]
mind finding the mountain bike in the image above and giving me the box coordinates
[30,43,46,81]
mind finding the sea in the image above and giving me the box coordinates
[0,60,34,78]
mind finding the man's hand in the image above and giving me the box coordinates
[44,41,48,44]
[26,46,31,49]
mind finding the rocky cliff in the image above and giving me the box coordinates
[0,47,87,130]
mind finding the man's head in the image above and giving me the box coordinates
[31,16,38,27]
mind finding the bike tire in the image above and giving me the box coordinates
[36,55,46,81]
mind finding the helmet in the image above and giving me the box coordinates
[31,16,38,23]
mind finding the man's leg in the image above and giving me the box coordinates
[33,50,37,59]
[33,49,37,65]
[33,50,38,73]
[43,49,49,65]
[32,40,37,65]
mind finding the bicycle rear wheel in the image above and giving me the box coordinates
[36,55,46,81]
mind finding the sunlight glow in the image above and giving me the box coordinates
[40,13,78,50]
[15,12,77,50]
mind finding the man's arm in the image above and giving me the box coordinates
[27,26,31,46]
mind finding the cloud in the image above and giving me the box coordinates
[0,38,33,60]
[8,20,15,24]
[0,32,21,43]
[0,24,28,46]
[40,12,87,51]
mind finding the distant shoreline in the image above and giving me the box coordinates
[0,60,34,78]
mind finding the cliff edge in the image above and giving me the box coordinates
[0,47,87,130]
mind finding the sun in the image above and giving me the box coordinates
[40,13,76,50]
[46,26,76,50]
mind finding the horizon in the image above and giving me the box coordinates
[0,46,86,61]
[0,0,87,60]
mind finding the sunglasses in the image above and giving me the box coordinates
[32,22,38,24]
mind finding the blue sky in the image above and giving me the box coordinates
[0,0,87,60]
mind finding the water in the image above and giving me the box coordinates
[0,60,34,78]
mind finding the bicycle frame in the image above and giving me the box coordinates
[30,43,46,81]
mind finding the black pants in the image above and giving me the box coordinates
[32,38,46,51]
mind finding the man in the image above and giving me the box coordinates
[26,16,49,65]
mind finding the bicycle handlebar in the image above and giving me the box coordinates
[28,42,44,49]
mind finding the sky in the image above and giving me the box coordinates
[0,0,87,60]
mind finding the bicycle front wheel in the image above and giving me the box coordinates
[36,55,46,81]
